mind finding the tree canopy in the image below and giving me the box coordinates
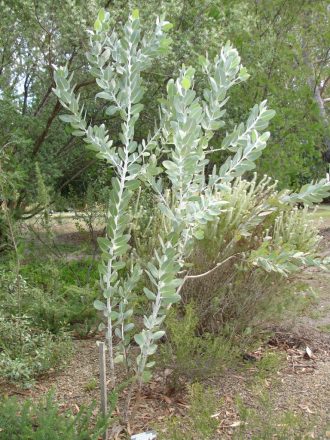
[1,0,329,223]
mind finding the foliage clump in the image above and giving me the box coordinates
[161,303,238,382]
[178,179,325,334]
[0,266,79,386]
[160,384,313,440]
[0,392,111,440]
[0,312,72,387]
[0,262,100,336]
[53,7,330,392]
[158,383,219,440]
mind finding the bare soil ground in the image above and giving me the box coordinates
[1,214,330,439]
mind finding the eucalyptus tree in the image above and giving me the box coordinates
[299,1,330,164]
[0,0,108,229]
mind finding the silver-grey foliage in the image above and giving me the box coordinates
[53,8,330,387]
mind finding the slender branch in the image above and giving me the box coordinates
[321,75,330,96]
[177,253,241,297]
[33,85,53,116]
[32,78,96,157]
[56,136,77,157]
[57,160,96,193]
[32,101,61,156]
[22,73,31,115]
[185,253,240,280]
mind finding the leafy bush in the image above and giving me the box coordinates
[0,392,111,440]
[0,313,72,386]
[161,303,239,382]
[253,351,284,381]
[19,258,99,288]
[27,285,99,337]
[0,261,100,335]
[130,177,323,349]
[179,178,324,335]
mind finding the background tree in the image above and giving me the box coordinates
[1,0,329,247]
[0,0,106,219]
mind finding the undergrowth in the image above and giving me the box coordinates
[158,383,219,440]
[0,259,100,336]
[161,303,239,383]
[0,392,112,440]
[234,392,312,439]
[0,257,99,385]
[160,381,317,440]
[0,314,72,387]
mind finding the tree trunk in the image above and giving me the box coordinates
[303,48,330,164]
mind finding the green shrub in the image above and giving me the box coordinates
[19,259,99,289]
[28,284,99,336]
[0,314,72,387]
[0,261,100,335]
[130,177,323,352]
[161,303,238,382]
[179,178,323,336]
[159,383,219,440]
[253,351,283,381]
[0,392,111,440]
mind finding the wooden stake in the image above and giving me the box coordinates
[98,341,108,440]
